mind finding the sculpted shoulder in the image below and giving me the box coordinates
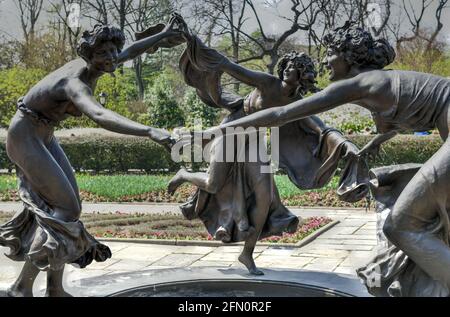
[351,70,393,96]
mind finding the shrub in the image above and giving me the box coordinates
[0,66,138,129]
[183,89,220,128]
[347,134,443,167]
[337,114,375,134]
[0,67,47,128]
[60,70,138,129]
[0,130,443,173]
[0,130,180,173]
[143,72,185,129]
[58,134,180,173]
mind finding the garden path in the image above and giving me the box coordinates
[0,204,377,295]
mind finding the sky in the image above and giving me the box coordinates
[1,0,450,45]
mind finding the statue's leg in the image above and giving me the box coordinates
[238,170,273,276]
[383,137,450,290]
[6,260,40,297]
[8,136,81,223]
[45,266,72,297]
[6,134,81,296]
[43,139,86,297]
[47,137,81,207]
[168,136,232,194]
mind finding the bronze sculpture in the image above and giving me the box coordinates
[205,21,450,296]
[0,15,183,297]
[168,21,368,275]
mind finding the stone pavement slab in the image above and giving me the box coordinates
[0,204,377,295]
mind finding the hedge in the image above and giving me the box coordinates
[0,129,444,173]
[348,133,443,167]
[0,130,180,173]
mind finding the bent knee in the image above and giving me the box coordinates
[54,198,81,222]
[54,207,81,222]
[383,215,421,248]
[382,217,396,242]
[205,180,222,194]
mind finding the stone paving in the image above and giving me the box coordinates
[0,204,378,294]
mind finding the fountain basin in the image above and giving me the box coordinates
[64,267,371,297]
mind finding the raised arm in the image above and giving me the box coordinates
[117,16,181,64]
[214,74,370,133]
[67,80,171,142]
[219,59,278,90]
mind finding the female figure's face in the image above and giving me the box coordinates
[90,41,118,73]
[283,61,300,85]
[323,48,350,81]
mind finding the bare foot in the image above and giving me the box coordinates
[45,288,73,297]
[238,253,264,276]
[6,284,33,297]
[168,168,187,195]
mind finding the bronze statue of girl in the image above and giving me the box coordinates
[207,21,450,296]
[0,15,183,297]
[169,20,368,275]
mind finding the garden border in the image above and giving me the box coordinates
[97,219,340,248]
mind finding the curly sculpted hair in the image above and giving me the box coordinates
[77,24,125,62]
[323,21,395,69]
[277,51,319,95]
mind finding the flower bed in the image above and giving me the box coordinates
[0,211,332,244]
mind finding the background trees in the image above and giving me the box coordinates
[0,0,449,131]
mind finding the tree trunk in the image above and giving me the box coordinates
[267,52,278,75]
[134,56,145,100]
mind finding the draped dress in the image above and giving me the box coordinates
[177,35,369,243]
[357,70,450,297]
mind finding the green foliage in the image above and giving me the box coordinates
[59,135,181,173]
[2,133,182,173]
[183,89,219,128]
[0,66,138,129]
[347,134,443,167]
[61,70,138,129]
[0,67,46,128]
[336,115,375,134]
[391,57,450,78]
[143,71,185,129]
[274,174,339,198]
[0,174,16,192]
[315,70,331,90]
[76,174,172,199]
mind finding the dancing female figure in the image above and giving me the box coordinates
[206,21,450,296]
[169,22,367,275]
[0,16,182,297]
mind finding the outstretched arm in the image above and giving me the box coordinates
[212,74,369,133]
[67,80,171,143]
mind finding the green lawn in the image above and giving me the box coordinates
[1,173,337,199]
[0,173,364,207]
[76,174,173,199]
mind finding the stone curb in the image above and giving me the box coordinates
[97,220,340,248]
[0,200,368,212]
